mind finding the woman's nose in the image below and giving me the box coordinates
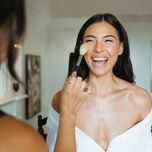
[94,42,104,53]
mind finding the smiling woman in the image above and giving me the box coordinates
[82,21,124,77]
[46,13,152,152]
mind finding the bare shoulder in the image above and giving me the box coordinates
[0,115,49,152]
[51,90,61,113]
[127,84,152,119]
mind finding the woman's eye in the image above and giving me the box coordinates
[105,39,113,42]
[85,39,93,42]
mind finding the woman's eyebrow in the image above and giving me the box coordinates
[84,35,96,39]
[103,35,117,39]
[84,35,117,39]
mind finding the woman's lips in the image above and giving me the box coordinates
[91,57,109,67]
[93,57,108,62]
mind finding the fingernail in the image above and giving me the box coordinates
[72,71,77,77]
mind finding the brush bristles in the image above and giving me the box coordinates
[80,43,88,55]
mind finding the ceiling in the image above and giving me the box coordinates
[50,0,152,19]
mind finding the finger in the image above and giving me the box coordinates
[65,71,77,82]
[71,71,77,77]
[64,72,77,87]
[81,81,87,91]
[63,79,74,89]
[65,81,73,87]
[68,76,77,86]
[74,76,82,89]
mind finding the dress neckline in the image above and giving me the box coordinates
[50,105,152,151]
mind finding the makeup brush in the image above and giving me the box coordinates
[76,43,88,67]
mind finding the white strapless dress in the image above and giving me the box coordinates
[46,106,152,152]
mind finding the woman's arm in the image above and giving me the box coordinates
[54,113,77,152]
[0,115,49,152]
[52,72,90,152]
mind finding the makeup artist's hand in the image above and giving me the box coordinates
[57,71,91,117]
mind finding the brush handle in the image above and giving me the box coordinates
[76,55,83,66]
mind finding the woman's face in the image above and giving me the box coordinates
[83,21,124,77]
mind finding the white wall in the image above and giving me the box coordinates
[20,0,52,126]
[126,22,152,91]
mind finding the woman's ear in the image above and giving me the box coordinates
[118,41,124,55]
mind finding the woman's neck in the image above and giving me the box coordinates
[87,72,120,96]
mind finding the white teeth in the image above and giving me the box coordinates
[93,57,108,61]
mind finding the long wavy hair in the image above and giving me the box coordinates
[0,0,26,87]
[68,13,135,83]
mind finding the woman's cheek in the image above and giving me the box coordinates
[105,45,119,57]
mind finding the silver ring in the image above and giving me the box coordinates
[82,87,88,92]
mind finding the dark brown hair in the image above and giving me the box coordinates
[0,0,26,86]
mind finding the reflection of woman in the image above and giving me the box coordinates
[47,13,152,152]
[0,0,49,151]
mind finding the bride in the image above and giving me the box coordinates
[46,13,152,152]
